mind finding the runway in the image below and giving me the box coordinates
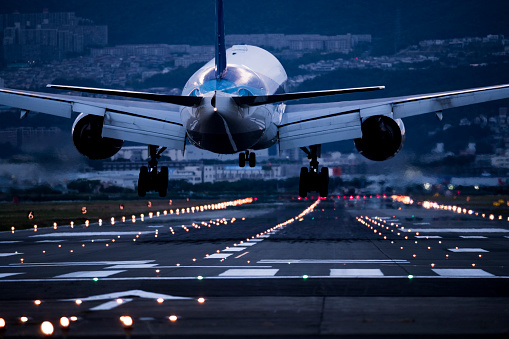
[0,196,508,337]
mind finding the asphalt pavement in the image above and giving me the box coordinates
[0,196,508,337]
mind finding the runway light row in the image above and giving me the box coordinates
[202,199,321,266]
[357,215,483,269]
[392,195,507,221]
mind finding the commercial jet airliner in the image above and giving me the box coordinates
[1,0,509,198]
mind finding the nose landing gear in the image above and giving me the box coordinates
[239,150,256,167]
[138,145,169,197]
[299,145,328,198]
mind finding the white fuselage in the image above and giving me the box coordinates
[180,45,287,154]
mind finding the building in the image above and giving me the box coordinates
[2,11,107,63]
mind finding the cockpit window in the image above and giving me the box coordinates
[189,88,200,97]
[185,66,268,96]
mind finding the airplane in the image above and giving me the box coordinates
[0,0,508,198]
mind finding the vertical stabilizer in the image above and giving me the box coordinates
[215,0,227,80]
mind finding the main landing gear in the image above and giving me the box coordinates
[138,145,168,197]
[239,150,256,167]
[299,145,329,198]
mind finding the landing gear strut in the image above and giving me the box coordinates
[299,145,328,198]
[138,145,168,197]
[239,150,256,167]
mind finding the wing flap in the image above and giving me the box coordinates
[392,85,509,119]
[279,111,361,150]
[0,88,73,118]
[102,111,186,150]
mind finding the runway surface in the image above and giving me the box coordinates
[0,196,508,337]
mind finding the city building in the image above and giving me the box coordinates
[2,11,107,63]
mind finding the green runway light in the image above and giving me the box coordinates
[302,275,309,279]
[408,275,414,279]
[93,277,99,282]
[197,276,203,280]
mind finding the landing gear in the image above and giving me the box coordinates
[137,145,168,197]
[299,145,329,198]
[239,150,256,167]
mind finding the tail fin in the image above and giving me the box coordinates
[215,0,227,80]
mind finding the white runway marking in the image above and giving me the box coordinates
[248,239,264,242]
[205,253,232,259]
[219,269,279,277]
[413,223,431,225]
[222,247,246,252]
[30,231,153,237]
[258,259,410,264]
[62,289,191,301]
[400,228,509,233]
[432,268,494,277]
[105,264,157,269]
[54,270,126,278]
[238,242,257,246]
[0,273,23,278]
[9,260,153,267]
[460,236,487,239]
[0,252,22,257]
[330,269,384,277]
[0,241,22,244]
[35,240,65,243]
[415,235,442,239]
[448,248,489,253]
[90,298,133,311]
[257,235,270,238]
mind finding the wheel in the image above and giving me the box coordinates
[239,152,246,167]
[248,152,256,167]
[138,166,148,197]
[299,167,308,198]
[158,166,169,197]
[319,167,329,197]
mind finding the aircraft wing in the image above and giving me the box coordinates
[278,84,509,150]
[0,88,186,150]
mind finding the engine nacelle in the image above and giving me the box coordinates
[353,115,405,161]
[72,113,124,160]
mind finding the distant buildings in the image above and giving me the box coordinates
[1,11,107,63]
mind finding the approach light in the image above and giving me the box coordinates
[40,321,54,336]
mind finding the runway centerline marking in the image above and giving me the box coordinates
[448,248,489,253]
[219,269,279,277]
[400,228,509,233]
[9,260,153,267]
[0,241,22,244]
[330,269,384,277]
[30,231,153,238]
[460,236,487,239]
[205,253,232,259]
[258,259,410,264]
[104,264,158,269]
[415,235,442,239]
[54,270,126,278]
[0,252,22,257]
[0,273,24,278]
[432,269,494,277]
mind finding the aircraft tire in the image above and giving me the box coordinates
[158,166,169,197]
[319,167,329,197]
[299,167,308,198]
[249,152,256,167]
[239,152,246,167]
[138,166,148,197]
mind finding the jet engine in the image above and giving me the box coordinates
[353,115,405,161]
[72,113,124,160]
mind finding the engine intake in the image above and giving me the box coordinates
[72,113,124,160]
[353,115,405,161]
